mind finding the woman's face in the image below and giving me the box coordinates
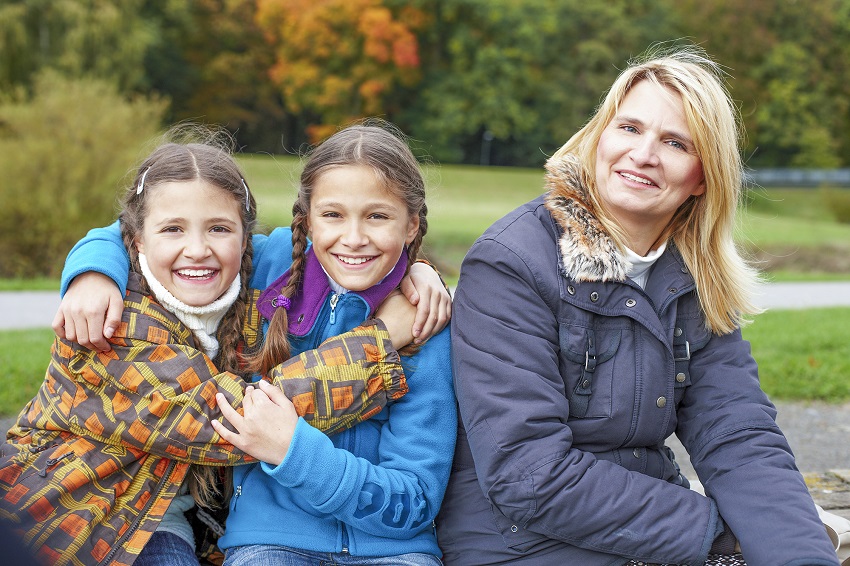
[595,79,705,252]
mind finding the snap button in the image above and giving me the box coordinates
[633,448,640,458]
[297,314,305,323]
[674,327,683,337]
[656,396,667,408]
[676,372,686,383]
[567,285,576,295]
[625,298,636,307]
[511,525,518,533]
[581,380,590,388]
[669,288,677,294]
[589,291,599,302]
[681,266,688,273]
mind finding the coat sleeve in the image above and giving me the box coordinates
[677,330,839,565]
[451,237,719,564]
[60,220,128,296]
[31,319,406,466]
[260,327,456,540]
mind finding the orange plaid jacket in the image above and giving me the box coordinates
[0,277,407,566]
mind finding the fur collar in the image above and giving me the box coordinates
[544,154,629,283]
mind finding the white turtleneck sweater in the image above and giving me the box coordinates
[137,253,241,549]
[623,241,667,289]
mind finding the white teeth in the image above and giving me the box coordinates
[337,255,373,265]
[177,268,215,278]
[621,172,654,185]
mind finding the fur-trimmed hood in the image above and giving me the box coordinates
[544,153,629,283]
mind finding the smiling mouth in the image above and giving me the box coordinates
[175,268,218,280]
[619,172,656,186]
[335,254,376,266]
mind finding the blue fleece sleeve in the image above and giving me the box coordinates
[60,221,129,296]
[248,227,295,289]
[261,327,456,540]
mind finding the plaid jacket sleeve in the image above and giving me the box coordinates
[33,314,406,466]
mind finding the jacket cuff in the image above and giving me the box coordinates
[709,519,738,555]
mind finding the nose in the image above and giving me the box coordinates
[183,232,211,260]
[340,220,368,248]
[629,135,660,167]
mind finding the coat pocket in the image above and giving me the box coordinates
[559,324,622,418]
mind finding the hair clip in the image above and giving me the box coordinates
[241,178,250,212]
[136,167,151,195]
[271,295,291,310]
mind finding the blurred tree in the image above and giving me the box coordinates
[255,0,427,143]
[0,72,166,277]
[399,0,676,166]
[0,0,154,91]
[142,0,291,153]
[672,0,850,167]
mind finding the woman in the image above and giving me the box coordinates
[436,46,839,565]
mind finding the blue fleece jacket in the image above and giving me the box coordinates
[61,223,457,557]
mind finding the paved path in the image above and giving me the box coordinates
[2,281,850,331]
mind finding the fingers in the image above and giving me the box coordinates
[399,275,420,306]
[257,379,293,407]
[103,290,124,341]
[51,310,68,340]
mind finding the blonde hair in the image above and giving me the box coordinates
[249,120,427,375]
[551,45,762,334]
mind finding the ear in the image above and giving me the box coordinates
[691,179,706,197]
[134,236,145,255]
[405,214,420,245]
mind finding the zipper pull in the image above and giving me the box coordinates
[233,485,242,510]
[329,293,339,324]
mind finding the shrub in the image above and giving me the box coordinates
[0,71,166,277]
[821,187,850,225]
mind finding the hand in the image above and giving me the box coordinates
[52,272,124,352]
[211,380,298,466]
[375,291,417,350]
[400,262,451,343]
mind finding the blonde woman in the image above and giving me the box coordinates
[437,46,838,566]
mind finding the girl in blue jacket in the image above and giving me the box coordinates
[54,124,455,565]
[208,123,456,565]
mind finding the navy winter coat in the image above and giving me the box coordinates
[436,155,838,566]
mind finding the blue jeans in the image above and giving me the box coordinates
[135,531,200,566]
[224,545,443,566]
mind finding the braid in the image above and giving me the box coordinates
[247,208,310,376]
[406,204,428,267]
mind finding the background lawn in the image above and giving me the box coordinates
[1,157,849,415]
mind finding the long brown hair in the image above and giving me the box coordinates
[120,125,257,507]
[250,121,427,376]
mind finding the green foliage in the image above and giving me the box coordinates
[0,0,155,91]
[743,308,850,401]
[0,328,53,417]
[0,71,166,277]
[821,188,850,224]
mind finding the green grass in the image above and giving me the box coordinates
[1,307,848,417]
[239,155,850,279]
[0,328,53,418]
[0,278,60,291]
[743,307,850,401]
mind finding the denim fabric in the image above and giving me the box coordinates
[135,531,200,566]
[224,545,442,566]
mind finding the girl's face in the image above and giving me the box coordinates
[307,165,419,292]
[134,179,246,307]
[595,79,705,249]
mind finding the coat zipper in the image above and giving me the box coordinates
[100,460,178,566]
[329,293,339,324]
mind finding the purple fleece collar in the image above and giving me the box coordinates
[256,248,409,336]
